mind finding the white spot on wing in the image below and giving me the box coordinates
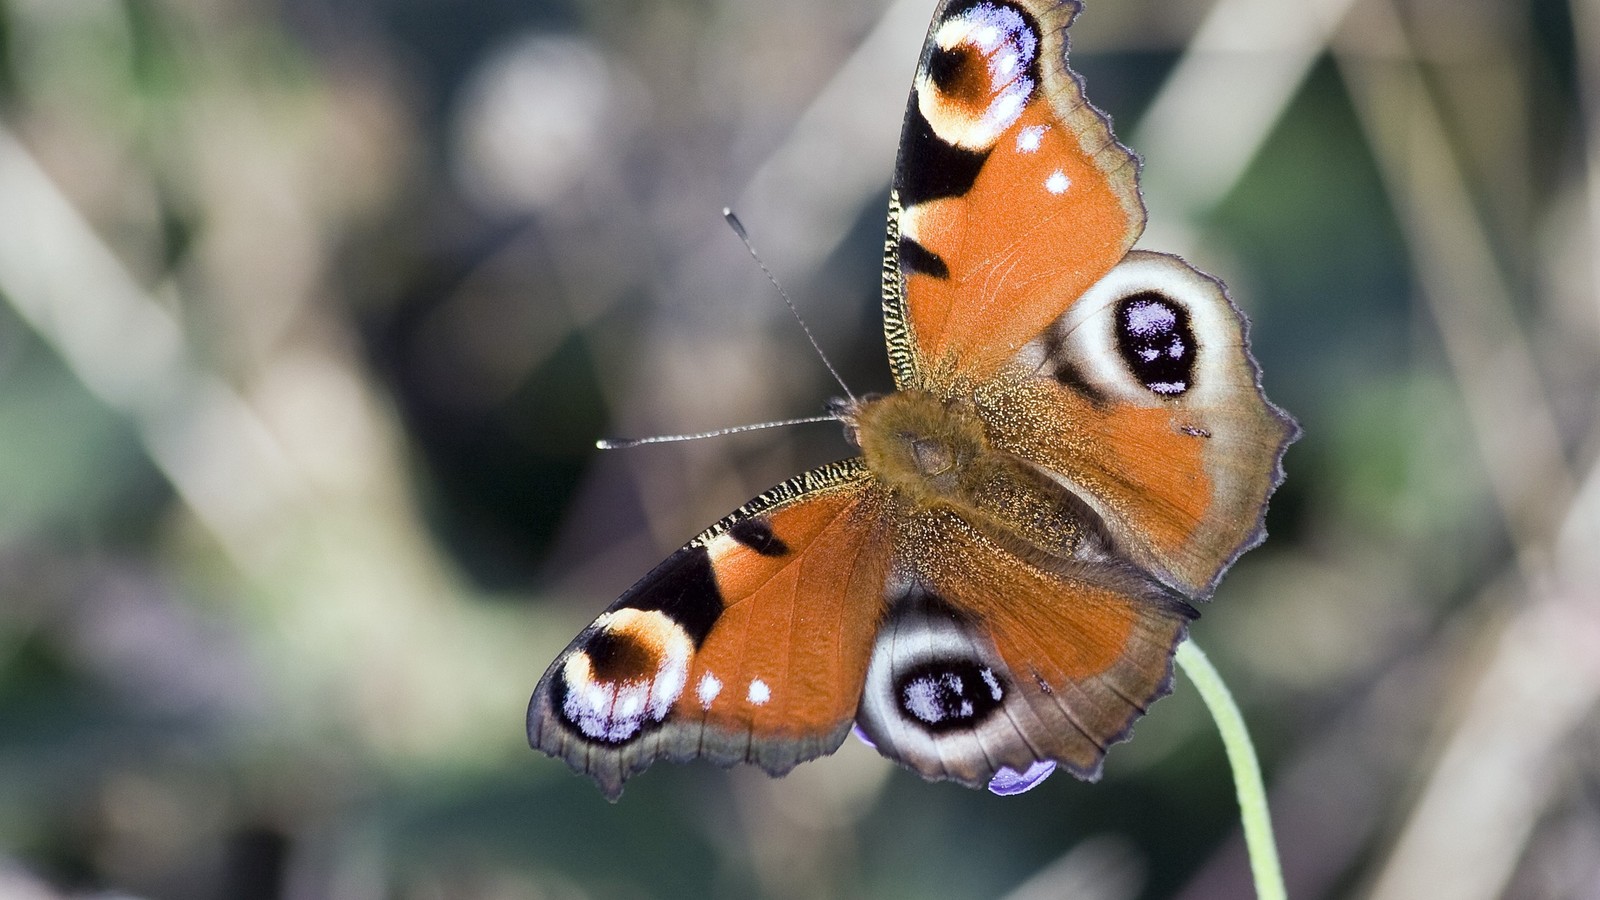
[980,667,1003,701]
[984,88,1029,136]
[1126,300,1177,335]
[1045,170,1071,194]
[747,678,771,705]
[618,693,641,719]
[914,673,974,723]
[697,672,722,709]
[1016,125,1046,153]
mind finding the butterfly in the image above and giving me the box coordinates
[528,0,1296,800]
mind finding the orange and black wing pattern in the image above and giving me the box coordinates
[528,461,893,799]
[855,508,1194,787]
[985,252,1298,596]
[884,0,1144,388]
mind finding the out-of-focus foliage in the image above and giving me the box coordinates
[0,0,1596,897]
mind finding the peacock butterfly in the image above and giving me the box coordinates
[528,0,1296,800]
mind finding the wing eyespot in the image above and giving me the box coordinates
[553,609,694,746]
[894,658,1008,732]
[915,2,1041,152]
[1113,292,1197,397]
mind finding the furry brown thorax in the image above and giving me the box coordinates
[840,388,1093,566]
[846,389,989,505]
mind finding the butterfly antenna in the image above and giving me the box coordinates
[597,414,839,450]
[723,208,857,403]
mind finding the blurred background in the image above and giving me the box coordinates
[1,0,1597,897]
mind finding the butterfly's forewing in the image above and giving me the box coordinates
[528,461,893,799]
[855,509,1194,786]
[983,251,1298,596]
[885,0,1144,388]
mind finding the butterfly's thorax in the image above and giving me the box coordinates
[850,389,984,502]
[847,388,1089,562]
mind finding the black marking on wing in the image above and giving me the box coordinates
[1050,358,1111,407]
[729,519,790,557]
[925,27,975,95]
[913,589,969,623]
[1035,322,1111,407]
[620,546,723,645]
[1115,292,1197,397]
[895,658,1008,734]
[582,628,652,682]
[895,96,989,207]
[900,238,950,279]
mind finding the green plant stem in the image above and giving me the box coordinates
[1175,639,1287,900]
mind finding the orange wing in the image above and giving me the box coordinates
[982,251,1298,596]
[527,460,893,799]
[884,0,1144,388]
[855,508,1194,787]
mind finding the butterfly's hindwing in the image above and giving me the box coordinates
[856,508,1194,786]
[994,251,1299,596]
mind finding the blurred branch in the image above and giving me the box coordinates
[614,0,927,549]
[1000,835,1145,900]
[734,0,929,280]
[1133,0,1359,250]
[1335,0,1574,564]
[1576,0,1600,345]
[0,124,306,574]
[0,119,540,766]
[1331,1,1600,897]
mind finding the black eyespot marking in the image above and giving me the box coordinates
[730,519,789,557]
[927,40,983,105]
[1045,353,1110,408]
[624,546,723,645]
[894,659,1006,733]
[1031,323,1108,405]
[896,99,989,206]
[900,238,950,279]
[582,629,655,682]
[1115,293,1197,397]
